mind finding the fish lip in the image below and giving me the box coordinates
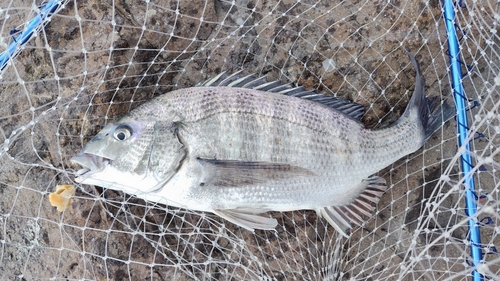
[71,153,112,181]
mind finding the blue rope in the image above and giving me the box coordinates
[0,0,62,74]
[443,0,483,280]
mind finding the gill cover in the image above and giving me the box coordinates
[149,121,187,183]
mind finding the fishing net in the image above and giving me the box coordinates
[0,0,498,280]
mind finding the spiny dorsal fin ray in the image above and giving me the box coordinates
[319,176,387,238]
[198,71,365,121]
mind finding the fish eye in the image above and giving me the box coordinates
[113,125,133,141]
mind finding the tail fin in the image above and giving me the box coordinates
[402,49,455,142]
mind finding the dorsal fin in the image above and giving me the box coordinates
[198,72,365,121]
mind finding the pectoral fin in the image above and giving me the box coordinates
[319,176,387,238]
[213,208,278,231]
[198,158,316,187]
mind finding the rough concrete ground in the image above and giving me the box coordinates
[0,0,498,280]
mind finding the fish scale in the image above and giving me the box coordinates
[152,89,392,208]
[186,111,336,168]
[71,51,454,237]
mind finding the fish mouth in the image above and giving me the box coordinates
[71,153,112,182]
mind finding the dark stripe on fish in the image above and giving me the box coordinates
[197,158,316,187]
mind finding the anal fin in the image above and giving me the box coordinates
[319,176,387,238]
[213,208,278,232]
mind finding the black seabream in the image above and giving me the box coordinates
[71,51,454,237]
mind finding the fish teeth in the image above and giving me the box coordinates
[76,168,90,176]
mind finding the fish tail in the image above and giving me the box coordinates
[402,49,455,142]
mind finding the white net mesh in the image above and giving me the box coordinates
[0,0,499,280]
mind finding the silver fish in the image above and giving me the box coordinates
[71,51,454,237]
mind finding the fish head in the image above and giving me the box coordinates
[71,116,186,196]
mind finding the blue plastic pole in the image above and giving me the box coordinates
[0,0,61,74]
[442,0,483,280]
